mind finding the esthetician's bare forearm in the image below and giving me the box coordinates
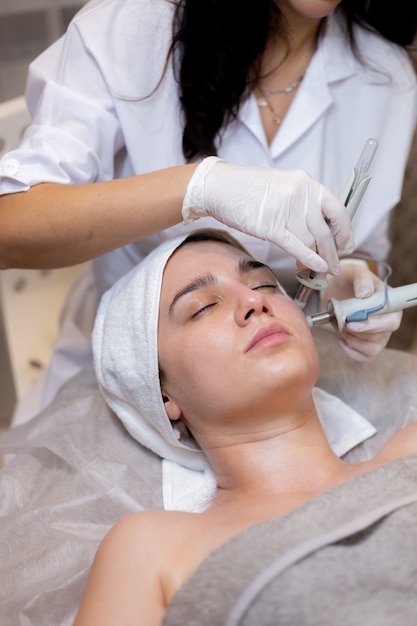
[0,164,197,269]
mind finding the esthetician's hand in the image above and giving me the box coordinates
[320,258,402,361]
[182,156,354,275]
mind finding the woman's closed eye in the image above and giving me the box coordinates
[252,283,279,292]
[191,283,279,318]
[191,301,217,318]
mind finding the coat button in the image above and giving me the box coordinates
[2,158,20,176]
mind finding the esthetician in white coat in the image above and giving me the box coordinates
[0,0,416,422]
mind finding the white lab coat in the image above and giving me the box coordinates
[1,0,416,419]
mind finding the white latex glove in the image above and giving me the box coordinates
[320,258,402,361]
[182,157,355,275]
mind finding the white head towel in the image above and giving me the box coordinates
[93,229,254,473]
[93,233,203,470]
[93,229,376,512]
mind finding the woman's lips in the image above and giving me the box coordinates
[245,323,291,352]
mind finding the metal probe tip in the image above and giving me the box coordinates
[305,311,335,328]
[294,284,314,310]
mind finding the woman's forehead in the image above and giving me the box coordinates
[162,239,288,301]
[165,240,251,279]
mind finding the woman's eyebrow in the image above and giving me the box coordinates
[168,258,276,315]
[237,257,275,277]
[169,272,217,315]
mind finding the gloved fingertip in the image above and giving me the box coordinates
[344,321,366,332]
[315,260,329,274]
[346,236,355,252]
[338,339,371,362]
[356,289,373,299]
[355,284,374,299]
[306,254,328,274]
[338,235,355,256]
[325,259,340,275]
[338,245,354,256]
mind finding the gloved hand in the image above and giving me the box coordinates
[182,157,355,274]
[320,258,402,361]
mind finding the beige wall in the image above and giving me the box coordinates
[0,1,85,102]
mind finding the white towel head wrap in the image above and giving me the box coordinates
[93,228,253,472]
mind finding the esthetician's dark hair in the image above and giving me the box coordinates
[165,0,417,161]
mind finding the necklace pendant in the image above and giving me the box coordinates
[256,97,268,108]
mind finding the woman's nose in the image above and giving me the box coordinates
[235,287,272,325]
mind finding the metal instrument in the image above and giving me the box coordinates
[294,138,379,309]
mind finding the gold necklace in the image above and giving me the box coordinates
[256,87,283,125]
[256,73,305,126]
[262,73,305,95]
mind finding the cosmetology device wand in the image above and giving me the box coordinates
[306,282,417,332]
[294,138,379,309]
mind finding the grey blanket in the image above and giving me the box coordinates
[164,456,417,626]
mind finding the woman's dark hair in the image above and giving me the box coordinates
[178,228,249,252]
[166,0,417,161]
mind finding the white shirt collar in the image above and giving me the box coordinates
[239,12,356,158]
[312,386,377,457]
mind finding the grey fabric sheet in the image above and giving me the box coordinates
[0,366,163,626]
[163,456,417,626]
[313,327,417,462]
[1,328,417,625]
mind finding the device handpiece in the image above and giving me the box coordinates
[294,138,378,310]
[306,282,417,332]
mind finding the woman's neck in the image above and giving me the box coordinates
[203,405,349,500]
[256,15,323,143]
[262,10,323,75]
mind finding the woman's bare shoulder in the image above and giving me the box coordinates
[372,422,417,465]
[101,509,197,552]
[73,510,197,625]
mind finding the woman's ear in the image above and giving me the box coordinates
[162,392,182,422]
